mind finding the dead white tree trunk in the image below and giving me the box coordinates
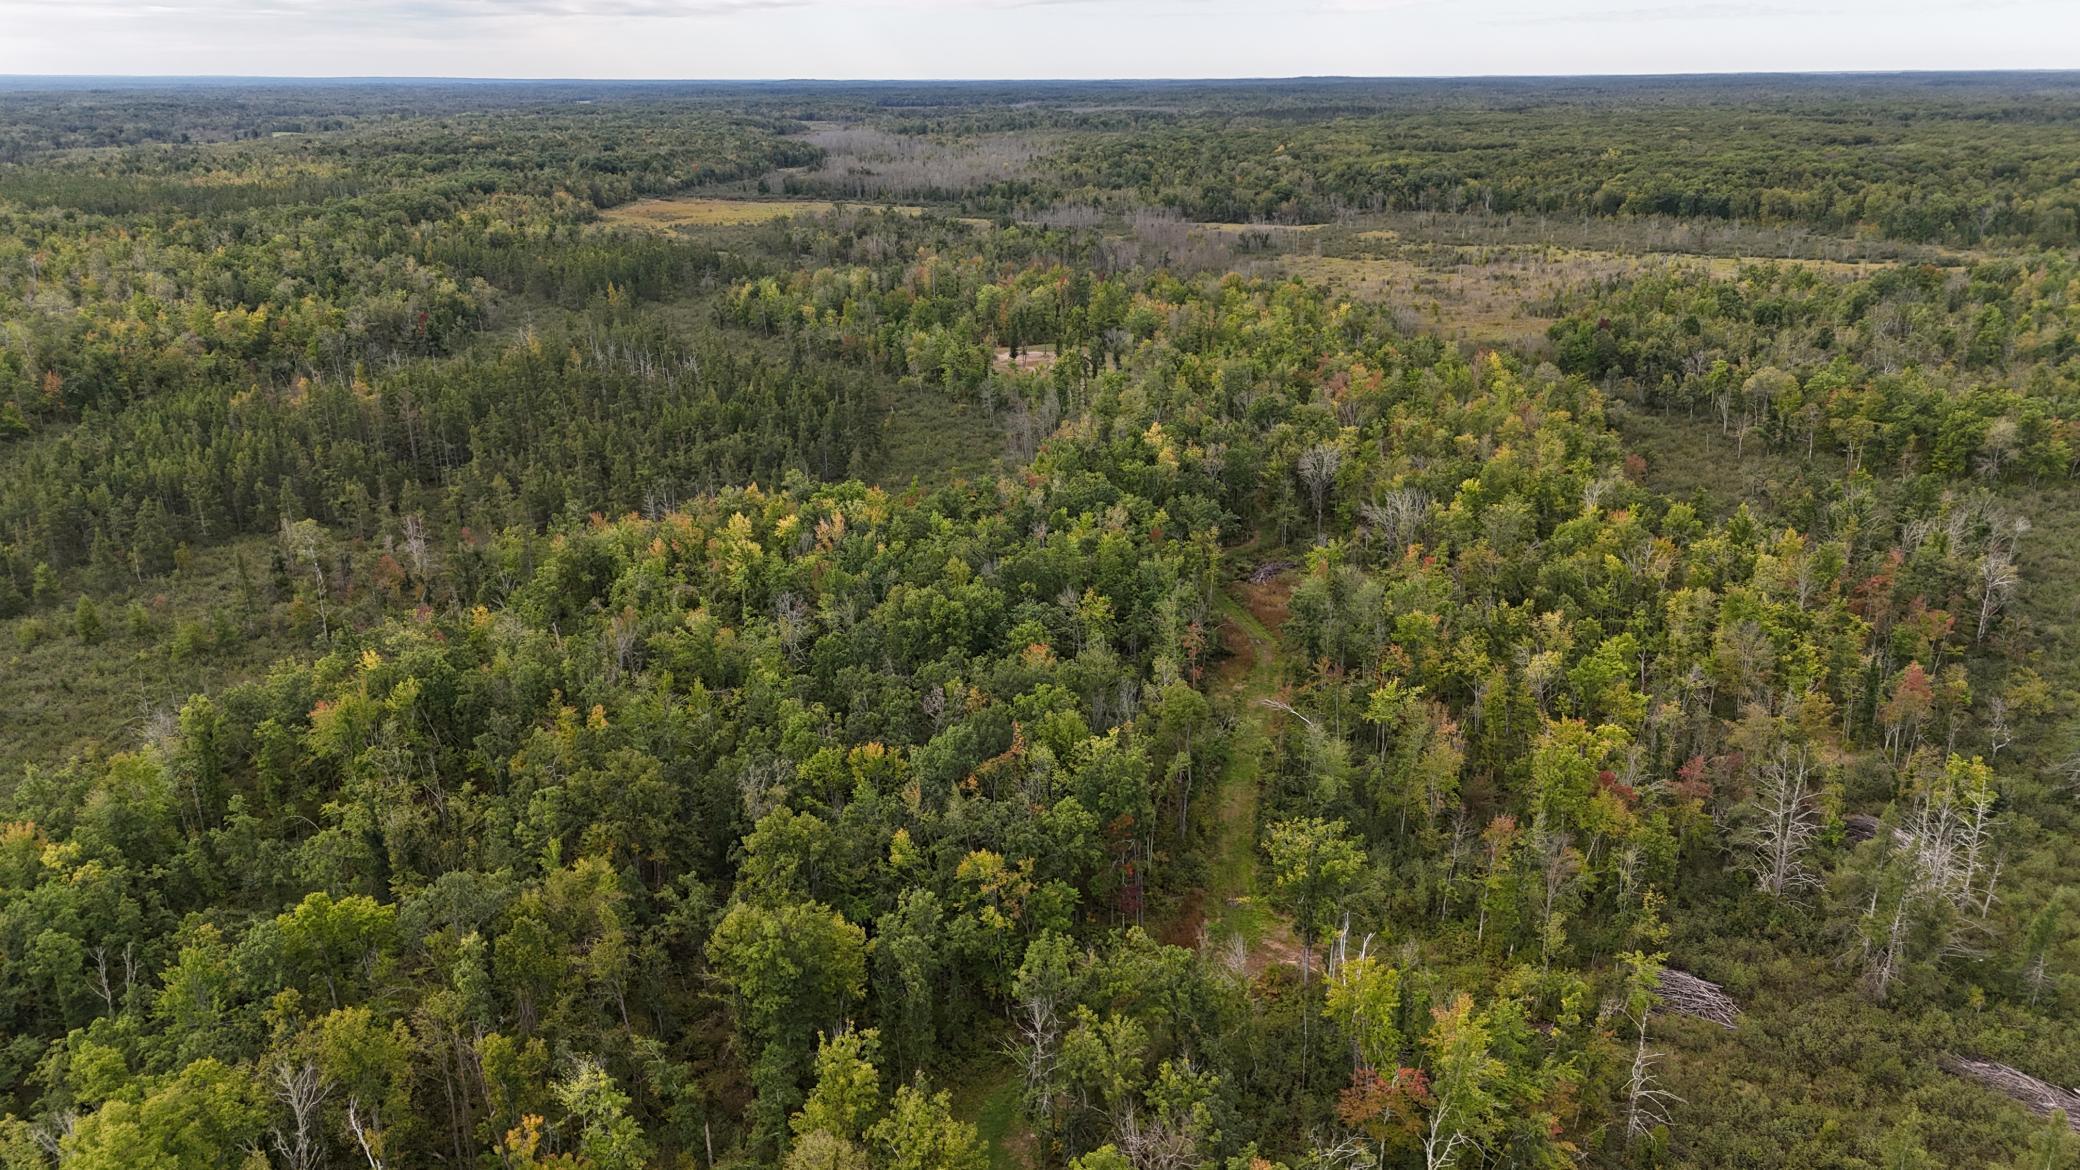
[271,1058,330,1170]
[1623,1007,1683,1143]
[1740,745,1823,898]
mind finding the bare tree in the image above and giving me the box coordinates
[604,606,643,683]
[1623,1006,1682,1144]
[1359,487,1429,554]
[1115,1106,1202,1170]
[1009,987,1063,1138]
[400,513,433,592]
[1738,745,1824,898]
[1974,550,2019,643]
[1853,760,2000,999]
[280,517,332,639]
[346,1097,387,1170]
[1985,695,2013,760]
[29,1111,76,1161]
[271,1057,331,1170]
[1297,442,1343,541]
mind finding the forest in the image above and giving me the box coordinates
[1,74,2078,1170]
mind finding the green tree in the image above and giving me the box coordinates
[1325,954,1401,1073]
[62,1058,266,1170]
[867,1079,987,1170]
[707,898,868,1146]
[310,1006,413,1170]
[1420,993,1502,1170]
[1265,816,1366,981]
[793,1029,882,1143]
[555,1059,652,1170]
[73,593,103,644]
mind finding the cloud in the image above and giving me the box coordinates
[1505,0,2066,21]
[0,0,1137,18]
[1507,1,1832,23]
[0,0,2071,74]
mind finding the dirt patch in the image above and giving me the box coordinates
[1159,894,1209,949]
[1244,915,1308,978]
[1189,896,1308,979]
[1233,575,1294,637]
[1216,613,1261,687]
[993,345,1058,373]
[1194,221,1326,235]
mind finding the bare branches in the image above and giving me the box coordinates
[1297,442,1344,541]
[271,1057,331,1170]
[1652,968,1740,1029]
[1359,488,1429,555]
[1975,550,2019,642]
[1248,560,1296,585]
[1624,1007,1683,1143]
[346,1097,387,1170]
[1258,697,1319,730]
[1940,1056,2080,1132]
[1738,744,1823,898]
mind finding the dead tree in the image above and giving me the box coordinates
[1739,745,1823,898]
[1297,442,1343,542]
[271,1057,330,1170]
[346,1097,387,1170]
[1975,550,2019,643]
[1624,1005,1683,1143]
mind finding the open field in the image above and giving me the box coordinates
[1261,243,1902,346]
[601,194,924,228]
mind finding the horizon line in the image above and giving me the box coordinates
[4,67,2080,85]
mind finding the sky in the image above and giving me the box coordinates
[0,0,2075,79]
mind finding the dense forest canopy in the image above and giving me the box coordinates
[1,74,2079,1170]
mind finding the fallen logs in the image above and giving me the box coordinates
[1655,967,1741,1029]
[1941,1055,2080,1131]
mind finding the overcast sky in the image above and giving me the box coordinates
[0,0,2074,79]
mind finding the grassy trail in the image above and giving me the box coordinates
[954,570,1295,1166]
[952,1066,1029,1170]
[1201,585,1285,950]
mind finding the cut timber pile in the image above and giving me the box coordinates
[1844,813,1914,847]
[1655,968,1741,1029]
[1248,561,1296,584]
[1941,1056,2080,1131]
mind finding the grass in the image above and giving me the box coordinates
[0,536,309,775]
[1206,588,1280,946]
[1610,404,1820,518]
[947,1052,1032,1170]
[971,1074,1027,1170]
[1268,243,1903,349]
[600,196,922,230]
[874,388,1008,488]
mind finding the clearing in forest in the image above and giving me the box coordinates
[1269,246,1904,347]
[600,196,923,229]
